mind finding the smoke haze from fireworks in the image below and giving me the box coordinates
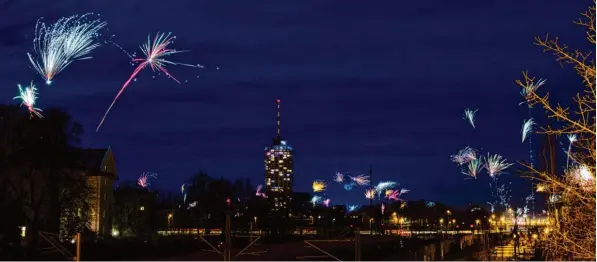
[27,13,106,85]
[14,82,43,118]
[96,32,200,132]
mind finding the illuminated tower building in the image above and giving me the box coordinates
[264,99,293,214]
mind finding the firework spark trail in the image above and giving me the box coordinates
[312,180,327,193]
[400,202,407,209]
[350,174,370,186]
[137,172,158,188]
[381,203,385,215]
[487,202,496,213]
[365,189,375,200]
[485,153,513,177]
[463,108,478,128]
[426,201,436,208]
[566,134,577,168]
[323,198,331,207]
[497,183,512,211]
[181,184,186,194]
[27,13,106,85]
[450,146,477,165]
[96,32,200,132]
[521,118,535,143]
[14,82,43,118]
[463,157,483,179]
[334,172,344,183]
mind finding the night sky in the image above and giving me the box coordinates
[0,0,592,207]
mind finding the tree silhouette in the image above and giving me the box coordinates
[0,105,92,251]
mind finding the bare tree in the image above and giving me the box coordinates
[515,3,595,260]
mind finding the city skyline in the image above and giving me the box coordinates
[0,0,591,207]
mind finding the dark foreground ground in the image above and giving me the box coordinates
[19,234,494,261]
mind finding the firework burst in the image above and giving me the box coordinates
[255,184,266,198]
[311,195,322,206]
[96,32,200,132]
[463,108,478,128]
[484,153,513,177]
[519,78,547,105]
[567,164,595,191]
[27,13,106,85]
[343,183,354,191]
[365,189,375,200]
[323,198,331,207]
[334,172,344,183]
[374,181,397,193]
[385,190,399,200]
[350,174,370,186]
[14,82,43,118]
[312,180,327,193]
[463,157,483,179]
[425,201,436,208]
[450,146,477,165]
[137,172,158,188]
[347,205,360,212]
[521,118,535,143]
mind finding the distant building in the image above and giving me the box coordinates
[265,99,293,214]
[113,186,157,237]
[82,147,118,239]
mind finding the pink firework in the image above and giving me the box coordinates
[137,172,157,188]
[96,32,199,132]
[385,190,399,200]
[323,198,331,207]
[255,184,266,198]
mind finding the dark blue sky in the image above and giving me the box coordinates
[0,0,591,207]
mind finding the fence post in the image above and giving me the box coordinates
[224,213,231,261]
[75,233,81,261]
[354,227,361,261]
